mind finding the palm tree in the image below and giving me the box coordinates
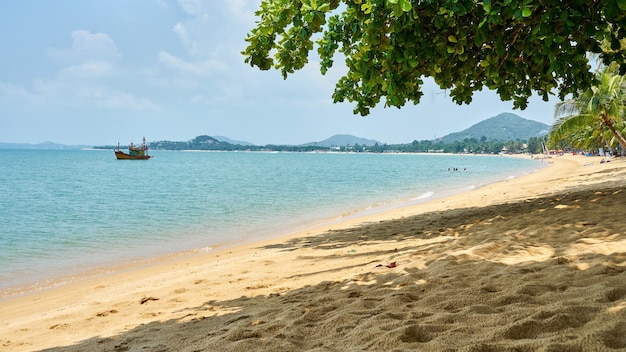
[549,62,626,151]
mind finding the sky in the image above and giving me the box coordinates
[0,0,559,146]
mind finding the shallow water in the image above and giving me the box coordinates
[0,149,544,295]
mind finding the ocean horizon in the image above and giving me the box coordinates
[0,149,545,297]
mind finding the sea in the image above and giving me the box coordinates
[0,149,546,297]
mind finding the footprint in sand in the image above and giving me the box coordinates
[604,287,626,302]
[399,325,435,343]
[600,322,626,349]
[245,284,269,290]
[504,306,596,340]
[141,312,161,318]
[48,323,69,330]
[96,309,118,317]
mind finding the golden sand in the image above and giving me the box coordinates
[1,154,625,351]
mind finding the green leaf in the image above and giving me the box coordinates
[482,0,491,13]
[478,16,488,28]
[474,29,485,46]
[496,42,506,56]
[521,7,531,17]
[399,0,412,12]
[448,35,457,43]
[392,4,403,17]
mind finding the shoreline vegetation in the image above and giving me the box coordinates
[95,134,547,155]
[2,154,626,351]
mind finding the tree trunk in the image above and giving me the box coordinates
[603,118,626,150]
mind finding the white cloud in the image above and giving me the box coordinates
[71,30,117,53]
[158,50,227,75]
[2,78,155,113]
[157,0,169,9]
[59,62,116,79]
[173,22,189,45]
[6,26,159,117]
[178,0,209,17]
[27,78,157,111]
[47,30,121,65]
[190,82,244,104]
[224,0,258,23]
[173,22,201,56]
[178,0,258,22]
[0,82,29,102]
[96,89,157,110]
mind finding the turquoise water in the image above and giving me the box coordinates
[0,150,544,295]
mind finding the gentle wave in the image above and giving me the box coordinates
[412,191,435,200]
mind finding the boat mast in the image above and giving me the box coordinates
[142,136,149,156]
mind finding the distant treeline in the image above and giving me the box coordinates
[97,135,546,154]
[388,136,545,154]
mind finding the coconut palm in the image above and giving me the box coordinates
[549,62,626,151]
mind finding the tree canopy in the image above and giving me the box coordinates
[243,0,626,115]
[549,62,626,150]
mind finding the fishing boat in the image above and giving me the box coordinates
[115,137,151,160]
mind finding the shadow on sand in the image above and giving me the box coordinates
[38,183,626,352]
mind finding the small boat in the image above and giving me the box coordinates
[115,137,151,160]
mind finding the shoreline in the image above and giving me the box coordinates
[2,153,625,351]
[0,153,543,300]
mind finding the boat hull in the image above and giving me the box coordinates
[115,150,151,160]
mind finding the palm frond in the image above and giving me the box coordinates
[549,62,626,150]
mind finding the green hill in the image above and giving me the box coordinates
[302,134,382,147]
[438,113,550,143]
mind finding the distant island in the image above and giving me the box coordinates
[300,134,382,148]
[4,113,551,154]
[0,142,90,150]
[92,113,550,154]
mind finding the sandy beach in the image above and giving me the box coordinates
[1,153,625,351]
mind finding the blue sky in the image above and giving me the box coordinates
[0,0,558,146]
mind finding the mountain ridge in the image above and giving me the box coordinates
[2,113,550,149]
[438,113,550,144]
[213,136,254,146]
[301,134,382,147]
